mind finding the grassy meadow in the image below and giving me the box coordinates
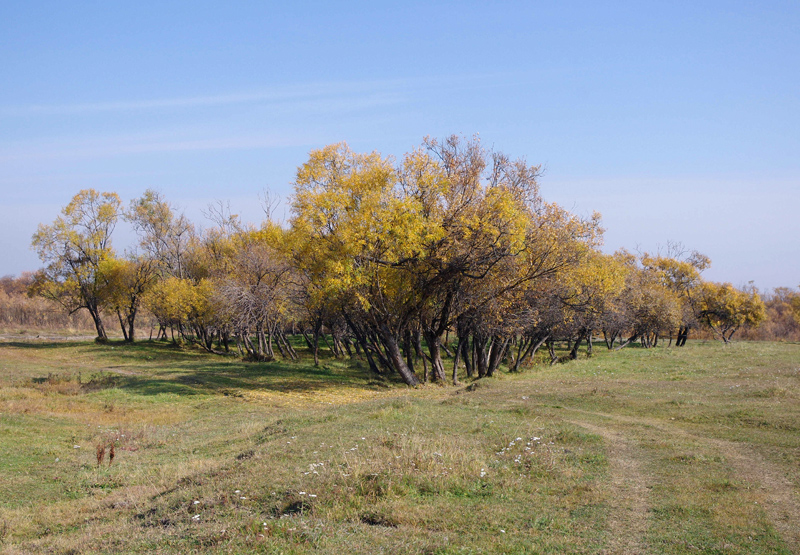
[0,336,798,554]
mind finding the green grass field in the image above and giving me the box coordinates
[0,338,798,554]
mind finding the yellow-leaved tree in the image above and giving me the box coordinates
[98,255,157,342]
[30,189,121,342]
[696,282,766,343]
[641,248,710,346]
[290,143,427,383]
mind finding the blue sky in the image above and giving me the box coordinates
[1,1,798,290]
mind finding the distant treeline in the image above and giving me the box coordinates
[739,288,800,342]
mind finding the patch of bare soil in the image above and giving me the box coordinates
[567,419,651,555]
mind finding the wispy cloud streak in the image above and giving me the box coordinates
[0,72,513,118]
[0,78,416,117]
[0,90,407,161]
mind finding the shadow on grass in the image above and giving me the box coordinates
[6,338,399,397]
[117,357,395,397]
[3,338,222,363]
[2,340,101,350]
[6,338,405,398]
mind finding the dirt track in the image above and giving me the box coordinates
[568,419,651,555]
[566,408,800,554]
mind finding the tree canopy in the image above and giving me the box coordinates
[31,189,122,341]
[29,137,771,383]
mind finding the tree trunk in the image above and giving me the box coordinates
[412,330,429,382]
[512,337,528,372]
[403,328,416,375]
[546,339,558,365]
[452,335,462,385]
[342,312,382,373]
[312,319,323,365]
[367,330,393,372]
[243,333,258,359]
[234,333,244,358]
[301,330,315,351]
[320,332,334,356]
[616,333,639,350]
[87,303,108,342]
[257,326,266,359]
[378,324,419,386]
[354,328,381,373]
[361,336,383,374]
[117,310,129,342]
[603,330,616,350]
[266,330,275,359]
[278,331,297,360]
[474,334,489,378]
[440,342,454,358]
[273,328,287,358]
[514,334,548,372]
[569,335,582,359]
[342,337,353,357]
[487,336,510,377]
[461,334,474,378]
[676,326,689,347]
[723,328,736,343]
[423,329,447,383]
[122,300,138,342]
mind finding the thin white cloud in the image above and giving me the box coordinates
[0,72,513,118]
[0,132,308,163]
[0,77,418,117]
[0,90,407,162]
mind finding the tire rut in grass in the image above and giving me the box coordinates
[566,419,651,555]
[564,407,800,553]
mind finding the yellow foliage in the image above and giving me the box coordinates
[697,282,766,341]
[144,277,213,326]
[561,251,627,311]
